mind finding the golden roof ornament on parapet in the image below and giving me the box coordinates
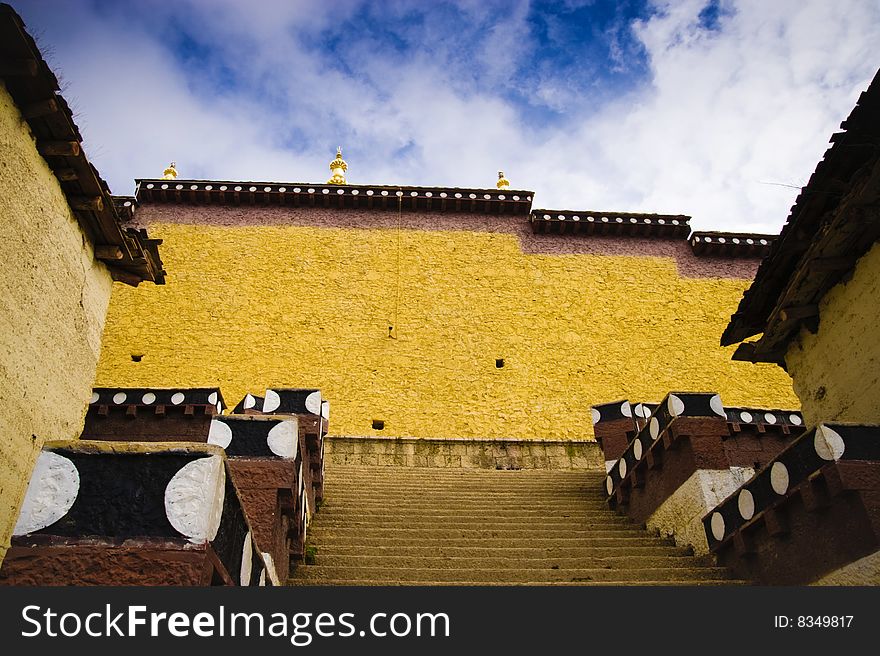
[327,147,348,184]
[497,170,510,190]
[162,162,178,180]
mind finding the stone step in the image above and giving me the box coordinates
[324,490,606,499]
[316,509,616,518]
[289,565,734,583]
[316,506,616,516]
[317,509,629,519]
[324,488,606,497]
[307,555,715,569]
[313,520,644,532]
[312,545,696,558]
[326,473,602,481]
[326,479,603,486]
[322,498,608,507]
[324,481,604,490]
[305,535,678,548]
[321,498,610,508]
[328,465,599,475]
[309,525,668,546]
[308,527,655,540]
[315,515,638,527]
[286,579,747,586]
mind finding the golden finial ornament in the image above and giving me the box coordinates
[496,170,510,190]
[162,162,178,180]
[327,147,348,185]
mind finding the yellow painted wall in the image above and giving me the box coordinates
[785,240,880,427]
[96,221,797,441]
[0,82,113,563]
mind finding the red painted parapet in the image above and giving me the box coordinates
[208,415,300,584]
[604,393,731,523]
[720,406,805,471]
[232,388,328,507]
[0,441,272,586]
[600,392,804,554]
[78,385,324,577]
[82,387,225,442]
[704,423,880,584]
[590,400,637,468]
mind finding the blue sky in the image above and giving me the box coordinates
[14,0,880,232]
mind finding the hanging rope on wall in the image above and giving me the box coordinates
[389,187,403,339]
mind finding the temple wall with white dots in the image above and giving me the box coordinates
[95,205,799,442]
[0,83,113,563]
[785,240,880,427]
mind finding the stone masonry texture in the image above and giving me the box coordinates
[0,83,113,563]
[95,205,798,441]
[785,240,880,427]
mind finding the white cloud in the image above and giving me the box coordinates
[15,0,880,232]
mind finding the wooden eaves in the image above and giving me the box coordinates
[721,68,880,364]
[134,179,535,215]
[0,4,165,285]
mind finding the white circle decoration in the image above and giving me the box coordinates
[164,456,225,543]
[591,409,601,425]
[243,394,256,410]
[633,439,643,460]
[634,404,646,418]
[618,458,627,479]
[789,414,802,426]
[668,394,685,417]
[13,452,80,536]
[605,476,613,495]
[620,402,632,418]
[814,425,845,461]
[267,420,298,459]
[770,462,789,495]
[305,391,322,415]
[171,392,185,405]
[710,512,725,541]
[709,394,726,417]
[112,392,127,404]
[321,401,330,420]
[89,392,99,404]
[738,489,755,520]
[207,420,233,449]
[142,392,156,405]
[240,533,253,586]
[649,417,660,440]
[263,389,281,413]
[740,411,753,423]
[300,485,307,524]
[764,413,777,424]
[208,392,218,405]
[261,551,277,586]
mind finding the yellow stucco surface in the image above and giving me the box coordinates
[0,83,113,563]
[785,240,880,427]
[97,222,797,441]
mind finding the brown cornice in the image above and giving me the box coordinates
[690,231,775,258]
[0,4,165,285]
[722,67,880,359]
[530,209,691,238]
[135,179,535,215]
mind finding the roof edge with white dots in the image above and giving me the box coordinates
[531,208,691,238]
[133,179,535,215]
[690,231,776,258]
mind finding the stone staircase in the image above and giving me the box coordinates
[288,464,745,585]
